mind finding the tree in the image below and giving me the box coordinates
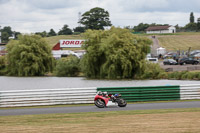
[190,12,195,23]
[6,35,54,76]
[73,26,86,33]
[79,7,112,30]
[1,32,9,43]
[48,29,57,36]
[14,31,21,39]
[58,25,72,35]
[81,27,152,79]
[133,23,149,32]
[197,18,200,31]
[0,26,13,43]
[0,56,6,75]
[184,22,197,31]
[1,26,13,36]
[55,55,80,77]
[35,31,48,37]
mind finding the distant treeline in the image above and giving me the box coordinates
[1,11,200,43]
[127,12,200,33]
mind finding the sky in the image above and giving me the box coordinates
[0,0,200,33]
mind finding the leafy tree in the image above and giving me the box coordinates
[73,26,86,33]
[79,7,112,30]
[0,26,13,43]
[48,29,57,36]
[35,31,48,37]
[0,56,6,69]
[0,26,21,42]
[133,23,149,32]
[14,31,21,39]
[135,63,167,79]
[81,27,152,79]
[1,26,13,36]
[6,35,54,76]
[55,55,80,77]
[197,18,200,31]
[58,25,72,35]
[184,22,197,31]
[1,32,9,43]
[190,12,195,23]
[0,56,6,75]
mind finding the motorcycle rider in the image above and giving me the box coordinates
[98,91,116,101]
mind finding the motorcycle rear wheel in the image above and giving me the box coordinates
[117,98,127,107]
[94,99,105,108]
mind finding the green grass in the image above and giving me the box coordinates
[134,32,200,51]
[0,108,200,133]
[157,34,200,51]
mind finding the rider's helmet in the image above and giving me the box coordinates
[97,91,103,95]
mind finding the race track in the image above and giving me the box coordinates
[0,101,200,116]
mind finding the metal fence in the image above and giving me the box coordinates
[180,84,200,100]
[97,86,180,102]
[0,87,96,107]
[0,84,200,107]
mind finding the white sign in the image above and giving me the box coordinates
[60,40,85,48]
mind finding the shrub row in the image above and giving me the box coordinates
[168,71,200,80]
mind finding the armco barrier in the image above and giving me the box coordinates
[0,87,96,107]
[1,84,200,107]
[180,84,200,100]
[97,86,180,102]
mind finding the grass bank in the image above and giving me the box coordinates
[0,108,200,133]
[44,35,83,48]
[136,32,200,51]
[157,33,200,51]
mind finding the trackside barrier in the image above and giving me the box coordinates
[0,87,96,107]
[180,84,200,100]
[97,86,181,102]
[1,84,200,107]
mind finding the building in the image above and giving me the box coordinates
[52,40,86,59]
[146,25,176,34]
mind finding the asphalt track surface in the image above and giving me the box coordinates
[0,101,200,116]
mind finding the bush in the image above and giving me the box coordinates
[6,35,54,76]
[81,27,152,79]
[167,71,200,80]
[186,72,195,80]
[55,56,80,77]
[181,72,188,80]
[135,63,166,79]
[168,72,176,79]
[198,73,200,80]
[0,56,7,75]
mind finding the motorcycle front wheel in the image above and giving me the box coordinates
[94,99,105,108]
[117,98,127,107]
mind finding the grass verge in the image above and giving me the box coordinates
[0,108,200,133]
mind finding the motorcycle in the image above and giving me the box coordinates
[94,91,127,108]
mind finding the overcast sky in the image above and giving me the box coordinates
[0,0,200,33]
